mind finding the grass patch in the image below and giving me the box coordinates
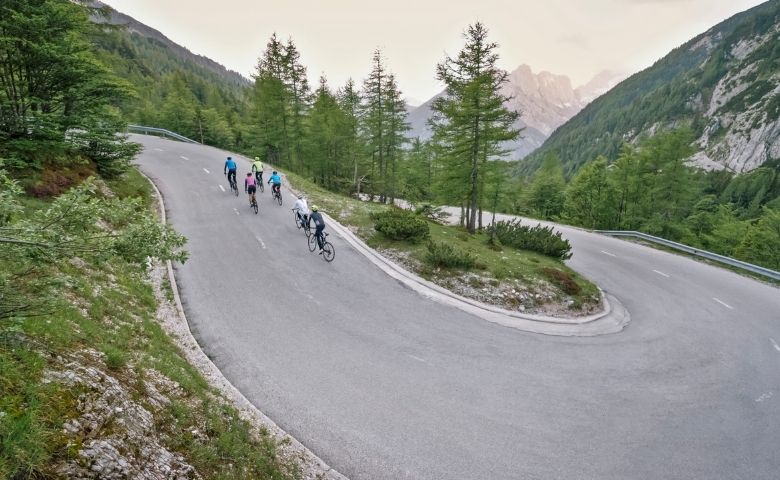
[105,167,153,208]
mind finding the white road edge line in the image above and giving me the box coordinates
[653,270,670,278]
[256,235,267,249]
[218,185,225,192]
[180,156,189,160]
[233,208,240,216]
[203,168,210,174]
[712,297,734,310]
[154,148,164,152]
[600,250,617,257]
[770,338,780,352]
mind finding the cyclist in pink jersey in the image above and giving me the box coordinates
[245,172,257,206]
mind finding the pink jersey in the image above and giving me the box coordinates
[245,176,256,187]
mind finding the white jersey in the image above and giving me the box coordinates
[293,198,309,215]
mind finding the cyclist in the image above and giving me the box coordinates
[309,204,326,253]
[251,157,264,183]
[267,170,282,197]
[245,172,257,206]
[224,156,237,188]
[292,194,309,227]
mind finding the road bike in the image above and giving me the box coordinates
[308,231,335,262]
[292,208,311,237]
[228,177,238,196]
[250,193,258,214]
[255,172,264,192]
[271,186,283,205]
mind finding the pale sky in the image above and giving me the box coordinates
[106,0,767,103]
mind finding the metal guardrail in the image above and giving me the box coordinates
[127,125,200,144]
[593,230,780,281]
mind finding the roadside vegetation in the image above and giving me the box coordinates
[281,170,600,314]
[0,2,303,477]
[0,165,302,479]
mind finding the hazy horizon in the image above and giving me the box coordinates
[107,0,767,102]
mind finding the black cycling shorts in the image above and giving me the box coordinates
[247,185,256,194]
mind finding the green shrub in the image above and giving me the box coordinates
[414,203,448,223]
[541,267,581,295]
[486,220,572,260]
[425,241,476,269]
[372,208,429,242]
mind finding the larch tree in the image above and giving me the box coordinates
[283,38,311,172]
[430,22,519,233]
[252,33,290,167]
[337,78,365,194]
[360,49,409,203]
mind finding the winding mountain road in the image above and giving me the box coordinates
[134,134,780,480]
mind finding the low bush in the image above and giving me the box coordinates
[425,241,476,269]
[414,203,448,223]
[487,220,572,260]
[541,267,581,295]
[372,208,430,242]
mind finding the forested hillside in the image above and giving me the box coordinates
[523,0,780,177]
[92,4,251,149]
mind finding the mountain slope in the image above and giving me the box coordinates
[522,0,780,177]
[407,66,623,159]
[90,2,251,148]
[93,2,249,88]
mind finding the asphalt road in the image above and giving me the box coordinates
[134,134,780,480]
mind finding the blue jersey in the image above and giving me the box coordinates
[224,158,237,171]
[268,173,282,185]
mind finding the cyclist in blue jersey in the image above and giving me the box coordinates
[267,171,282,196]
[224,156,237,187]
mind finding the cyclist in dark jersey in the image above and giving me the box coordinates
[309,205,326,253]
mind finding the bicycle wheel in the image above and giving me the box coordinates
[322,241,335,262]
[277,192,283,206]
[308,234,317,252]
[294,212,302,229]
[259,182,264,193]
[303,224,311,238]
[252,201,258,214]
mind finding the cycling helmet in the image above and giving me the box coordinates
[311,205,319,212]
[297,194,304,199]
[246,172,252,176]
[254,156,260,161]
[272,171,278,175]
[227,156,232,160]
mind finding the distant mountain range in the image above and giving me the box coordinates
[524,0,780,176]
[406,66,625,159]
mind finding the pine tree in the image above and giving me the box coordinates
[562,157,617,228]
[337,78,365,194]
[430,22,519,233]
[361,49,388,201]
[283,38,311,172]
[252,33,290,167]
[306,76,349,189]
[526,153,566,220]
[382,73,410,203]
[0,0,137,175]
